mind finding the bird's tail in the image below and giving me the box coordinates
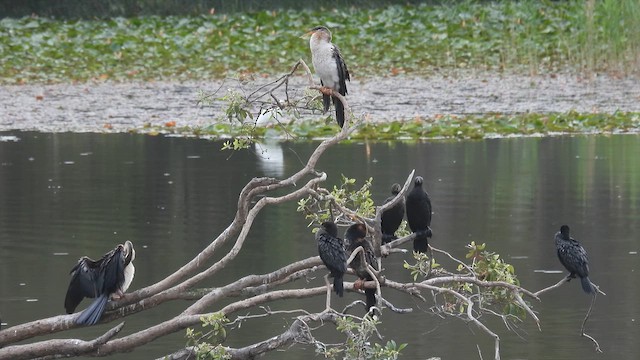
[581,276,594,294]
[322,94,331,113]
[333,96,345,128]
[333,273,344,297]
[413,231,429,253]
[365,288,376,313]
[381,234,397,244]
[76,295,109,325]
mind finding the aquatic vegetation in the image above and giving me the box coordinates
[141,111,640,141]
[0,0,638,83]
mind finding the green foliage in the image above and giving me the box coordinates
[1,0,639,84]
[404,242,528,321]
[185,313,230,360]
[403,252,440,281]
[297,176,375,226]
[135,111,640,141]
[317,316,406,360]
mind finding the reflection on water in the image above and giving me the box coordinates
[1,132,639,359]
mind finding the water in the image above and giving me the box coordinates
[1,132,639,359]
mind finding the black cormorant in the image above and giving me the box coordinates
[64,240,136,325]
[345,223,377,313]
[381,183,405,244]
[405,176,433,253]
[316,221,347,297]
[307,26,351,128]
[555,225,594,294]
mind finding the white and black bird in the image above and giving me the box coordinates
[307,26,350,128]
[381,183,405,244]
[405,176,433,253]
[64,240,136,325]
[555,225,594,294]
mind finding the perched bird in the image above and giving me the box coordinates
[344,223,377,313]
[555,225,594,294]
[307,26,351,128]
[64,240,136,325]
[381,183,405,244]
[405,176,433,253]
[316,221,347,297]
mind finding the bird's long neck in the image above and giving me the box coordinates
[121,262,135,293]
[309,35,332,54]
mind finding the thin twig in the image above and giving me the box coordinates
[581,292,602,353]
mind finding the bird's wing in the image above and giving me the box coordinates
[423,192,433,226]
[381,195,405,234]
[556,240,589,277]
[318,233,347,273]
[570,240,590,276]
[100,245,127,295]
[64,257,100,314]
[332,45,350,95]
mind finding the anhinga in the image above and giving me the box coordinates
[64,240,136,325]
[405,176,433,253]
[381,183,405,244]
[306,26,351,128]
[344,223,377,313]
[316,221,347,297]
[555,225,594,294]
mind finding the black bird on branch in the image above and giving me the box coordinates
[306,26,351,128]
[64,240,136,325]
[381,183,405,244]
[405,176,433,253]
[345,223,377,313]
[316,221,347,297]
[555,225,594,294]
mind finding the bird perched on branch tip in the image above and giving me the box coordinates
[555,225,594,294]
[305,25,351,128]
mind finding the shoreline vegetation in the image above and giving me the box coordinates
[139,112,640,141]
[1,0,638,139]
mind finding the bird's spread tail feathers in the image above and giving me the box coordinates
[75,295,109,325]
[333,273,344,297]
[581,276,594,294]
[333,96,345,128]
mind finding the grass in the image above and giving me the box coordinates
[140,112,640,141]
[0,0,639,84]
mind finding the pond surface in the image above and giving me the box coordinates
[0,132,639,359]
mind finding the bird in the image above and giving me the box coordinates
[64,240,136,325]
[344,223,377,313]
[316,221,347,297]
[555,225,594,294]
[306,25,351,128]
[381,183,405,244]
[405,176,433,253]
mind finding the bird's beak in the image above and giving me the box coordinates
[300,30,314,39]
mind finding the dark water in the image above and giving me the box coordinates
[1,132,639,359]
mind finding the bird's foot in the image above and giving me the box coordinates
[110,290,125,301]
[353,279,365,291]
[319,86,334,97]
